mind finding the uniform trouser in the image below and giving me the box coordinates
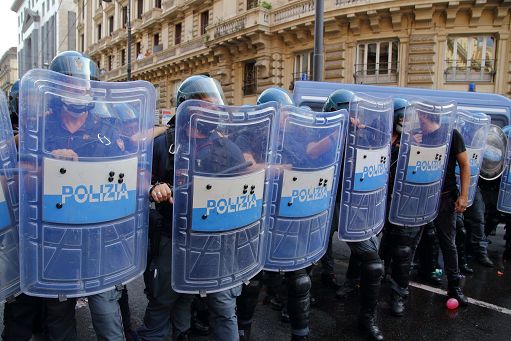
[2,294,45,341]
[346,237,383,317]
[455,213,468,264]
[480,185,500,236]
[415,222,440,275]
[138,236,194,341]
[434,192,460,283]
[46,289,124,341]
[138,235,241,341]
[381,224,423,297]
[237,268,311,337]
[463,187,489,256]
[321,221,338,273]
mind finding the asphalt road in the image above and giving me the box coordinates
[2,228,511,341]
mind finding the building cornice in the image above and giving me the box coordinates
[11,0,24,12]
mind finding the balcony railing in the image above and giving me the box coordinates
[210,7,270,40]
[272,0,314,26]
[354,63,399,84]
[334,0,370,6]
[444,59,495,82]
[142,8,163,26]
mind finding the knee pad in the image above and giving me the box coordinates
[287,273,312,298]
[363,260,384,282]
[395,245,412,260]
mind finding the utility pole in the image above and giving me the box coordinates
[313,0,324,81]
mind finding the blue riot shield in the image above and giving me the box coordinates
[263,106,347,271]
[172,100,276,294]
[19,69,155,298]
[389,100,456,226]
[455,111,490,207]
[0,91,20,302]
[338,94,393,241]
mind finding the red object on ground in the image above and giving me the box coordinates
[446,298,459,310]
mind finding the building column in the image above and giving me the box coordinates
[495,32,509,95]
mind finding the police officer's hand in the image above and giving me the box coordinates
[51,149,79,161]
[454,195,468,213]
[150,183,173,204]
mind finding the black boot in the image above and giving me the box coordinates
[291,334,309,341]
[336,279,359,299]
[238,324,251,341]
[459,263,474,274]
[447,279,469,306]
[358,259,384,341]
[321,271,341,290]
[476,253,494,267]
[390,291,406,317]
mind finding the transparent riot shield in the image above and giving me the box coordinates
[389,100,456,226]
[338,94,393,241]
[172,100,276,294]
[480,125,507,181]
[263,106,347,272]
[0,91,20,302]
[498,130,511,213]
[455,111,490,207]
[19,69,155,298]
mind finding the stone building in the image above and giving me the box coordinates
[78,0,511,113]
[0,47,18,93]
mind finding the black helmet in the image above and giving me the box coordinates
[8,79,20,116]
[322,89,354,112]
[176,75,225,108]
[49,51,100,81]
[256,87,293,106]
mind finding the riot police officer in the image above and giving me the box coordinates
[8,80,19,133]
[138,75,244,341]
[235,87,314,341]
[31,51,126,341]
[323,90,384,341]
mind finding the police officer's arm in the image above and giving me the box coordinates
[306,133,337,160]
[455,150,470,213]
[150,183,173,204]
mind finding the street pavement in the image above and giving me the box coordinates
[2,228,511,341]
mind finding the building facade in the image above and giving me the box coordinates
[0,47,19,93]
[11,0,77,77]
[79,0,511,113]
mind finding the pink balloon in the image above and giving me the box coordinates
[446,298,459,310]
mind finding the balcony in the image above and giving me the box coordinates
[208,7,270,41]
[142,7,163,28]
[178,36,205,54]
[98,36,113,50]
[354,63,399,84]
[111,28,127,44]
[444,59,495,82]
[93,6,103,21]
[271,0,314,26]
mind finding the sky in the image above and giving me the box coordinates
[0,1,19,58]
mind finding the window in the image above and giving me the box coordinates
[243,61,257,96]
[155,0,162,8]
[247,0,259,10]
[122,6,128,27]
[97,23,102,41]
[108,55,113,71]
[355,40,399,84]
[81,1,85,19]
[137,0,143,19]
[80,34,84,52]
[136,42,142,56]
[200,11,209,36]
[108,16,114,35]
[42,3,45,16]
[445,36,495,82]
[175,23,182,45]
[121,49,126,65]
[47,0,49,10]
[154,33,160,46]
[293,50,314,81]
